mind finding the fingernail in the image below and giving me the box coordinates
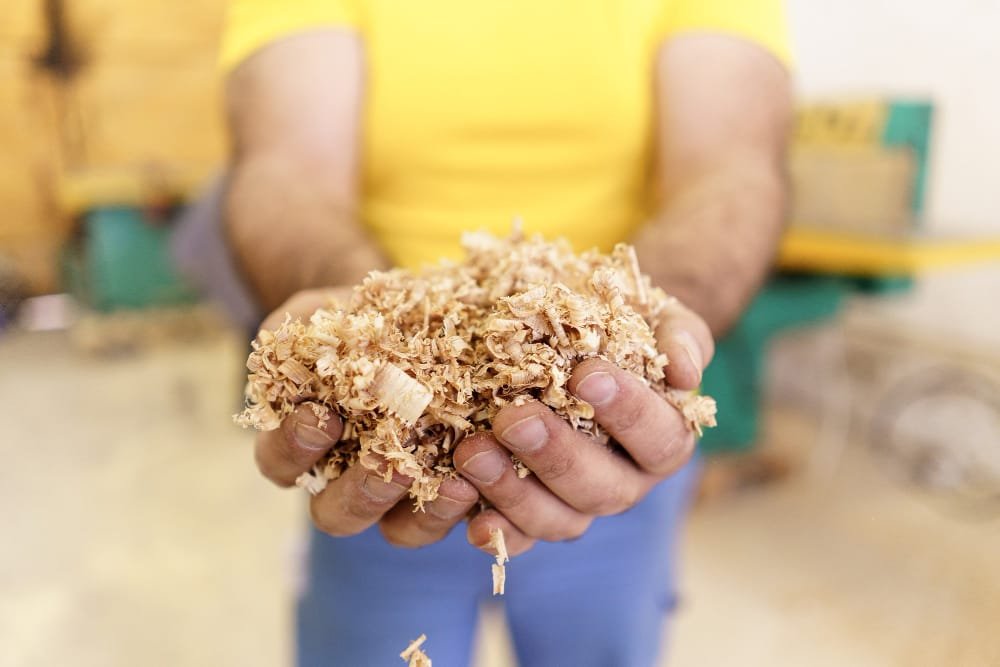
[461,450,506,484]
[499,416,548,453]
[675,331,703,382]
[360,475,407,502]
[575,371,617,406]
[293,422,334,451]
[427,496,470,520]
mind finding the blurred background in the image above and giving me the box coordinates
[1,1,998,665]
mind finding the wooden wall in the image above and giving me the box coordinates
[0,0,228,293]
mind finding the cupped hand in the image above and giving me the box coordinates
[252,288,480,548]
[455,299,714,557]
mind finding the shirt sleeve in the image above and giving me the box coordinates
[658,0,793,67]
[220,0,364,72]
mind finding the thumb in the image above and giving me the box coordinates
[656,301,714,390]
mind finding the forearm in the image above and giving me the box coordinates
[223,30,382,311]
[225,153,388,311]
[641,34,792,337]
[635,157,787,336]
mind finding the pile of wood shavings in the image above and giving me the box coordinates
[235,227,717,508]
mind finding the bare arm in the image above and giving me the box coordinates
[635,34,793,336]
[227,34,481,550]
[224,30,387,311]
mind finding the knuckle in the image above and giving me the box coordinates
[646,432,696,475]
[592,483,640,517]
[572,494,613,516]
[642,436,686,475]
[533,515,591,542]
[490,483,530,513]
[537,451,576,482]
[607,391,648,434]
[522,516,560,540]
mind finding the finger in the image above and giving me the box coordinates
[309,461,413,537]
[254,401,343,487]
[378,477,479,548]
[491,401,655,516]
[454,433,592,541]
[569,359,696,476]
[657,301,714,390]
[260,287,350,332]
[467,508,536,558]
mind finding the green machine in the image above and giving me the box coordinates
[62,205,198,313]
[699,98,934,454]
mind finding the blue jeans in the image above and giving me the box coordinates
[297,459,699,667]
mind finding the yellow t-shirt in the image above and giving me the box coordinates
[221,0,790,269]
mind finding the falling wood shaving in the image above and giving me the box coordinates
[235,228,717,509]
[400,634,431,667]
[489,527,509,595]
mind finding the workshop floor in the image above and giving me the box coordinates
[1,329,997,666]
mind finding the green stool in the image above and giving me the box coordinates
[62,206,198,312]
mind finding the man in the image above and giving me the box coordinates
[219,1,791,663]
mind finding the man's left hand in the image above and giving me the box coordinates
[454,299,714,556]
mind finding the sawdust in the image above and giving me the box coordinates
[235,227,717,508]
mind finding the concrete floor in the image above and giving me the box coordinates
[1,329,997,666]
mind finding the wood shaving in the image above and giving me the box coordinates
[489,527,509,595]
[511,456,531,479]
[235,227,717,509]
[666,389,719,437]
[400,634,431,667]
[294,469,329,495]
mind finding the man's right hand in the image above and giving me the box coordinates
[253,288,480,547]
